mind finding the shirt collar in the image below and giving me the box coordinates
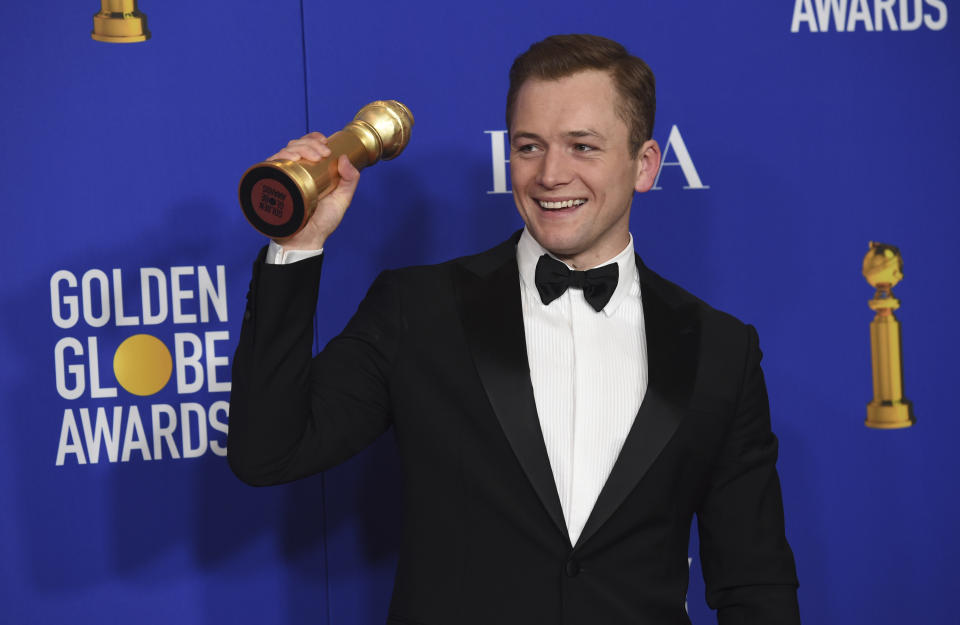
[516,227,639,317]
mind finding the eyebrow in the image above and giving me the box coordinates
[511,129,605,143]
[511,131,542,144]
[567,129,604,140]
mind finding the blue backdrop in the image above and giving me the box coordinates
[1,1,957,623]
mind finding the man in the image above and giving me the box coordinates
[229,34,800,624]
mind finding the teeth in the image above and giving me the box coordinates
[538,199,586,209]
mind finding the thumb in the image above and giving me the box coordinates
[329,154,360,204]
[338,153,360,182]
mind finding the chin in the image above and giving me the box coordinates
[532,231,581,257]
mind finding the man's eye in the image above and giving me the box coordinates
[573,143,595,152]
[516,144,539,153]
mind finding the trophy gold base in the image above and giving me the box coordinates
[92,10,150,43]
[866,400,915,429]
[238,164,309,239]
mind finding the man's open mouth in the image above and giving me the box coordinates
[537,199,587,210]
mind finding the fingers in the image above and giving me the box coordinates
[267,131,331,162]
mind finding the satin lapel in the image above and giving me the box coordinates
[574,254,700,550]
[455,238,569,544]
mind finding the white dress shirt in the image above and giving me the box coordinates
[265,240,323,265]
[267,231,648,545]
[516,229,647,545]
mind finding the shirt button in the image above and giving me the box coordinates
[565,558,580,577]
[243,309,252,321]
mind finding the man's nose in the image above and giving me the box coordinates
[536,150,573,188]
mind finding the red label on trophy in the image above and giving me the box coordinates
[251,179,293,226]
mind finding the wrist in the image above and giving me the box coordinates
[272,224,329,251]
[272,236,326,251]
[266,240,323,265]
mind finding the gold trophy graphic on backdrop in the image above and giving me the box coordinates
[239,100,414,239]
[862,242,914,429]
[92,0,150,43]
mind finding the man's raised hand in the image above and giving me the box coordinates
[269,132,360,251]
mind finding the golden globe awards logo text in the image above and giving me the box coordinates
[791,0,947,32]
[50,265,231,466]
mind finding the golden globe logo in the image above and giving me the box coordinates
[50,265,231,466]
[113,334,173,396]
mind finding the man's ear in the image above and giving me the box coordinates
[634,139,661,193]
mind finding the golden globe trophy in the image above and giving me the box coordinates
[862,242,914,429]
[238,100,414,239]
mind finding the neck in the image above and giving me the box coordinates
[552,238,631,270]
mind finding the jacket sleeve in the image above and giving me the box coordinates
[697,324,801,624]
[227,248,401,486]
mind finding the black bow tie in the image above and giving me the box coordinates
[534,254,619,312]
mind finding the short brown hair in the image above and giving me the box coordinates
[506,34,656,157]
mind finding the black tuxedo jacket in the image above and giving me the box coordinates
[229,233,800,625]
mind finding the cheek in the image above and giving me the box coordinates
[509,162,531,188]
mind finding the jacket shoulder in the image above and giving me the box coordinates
[378,231,520,286]
[638,260,754,341]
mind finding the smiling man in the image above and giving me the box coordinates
[229,34,801,625]
[509,63,659,270]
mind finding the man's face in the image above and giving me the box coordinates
[509,69,659,269]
